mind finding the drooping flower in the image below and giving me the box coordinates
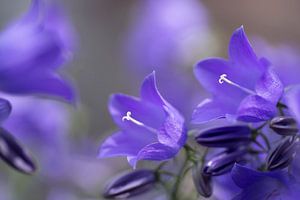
[231,164,300,199]
[123,0,212,116]
[0,0,77,103]
[192,26,283,123]
[99,72,187,168]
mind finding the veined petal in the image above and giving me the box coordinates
[134,142,178,167]
[191,98,236,124]
[98,131,155,159]
[255,69,283,103]
[237,95,276,122]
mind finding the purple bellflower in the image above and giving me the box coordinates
[0,0,76,103]
[192,26,283,123]
[231,164,300,200]
[99,72,187,168]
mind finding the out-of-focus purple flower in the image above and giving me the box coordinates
[123,0,211,116]
[192,26,283,123]
[0,0,77,103]
[231,164,300,199]
[99,72,187,168]
[253,38,300,86]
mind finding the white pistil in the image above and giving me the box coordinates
[218,74,255,95]
[122,111,157,133]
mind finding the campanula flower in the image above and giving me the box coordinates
[0,0,77,103]
[123,0,211,116]
[99,72,187,168]
[192,26,283,123]
[231,164,300,199]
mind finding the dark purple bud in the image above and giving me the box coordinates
[0,128,36,174]
[103,169,157,199]
[203,148,247,176]
[0,98,12,122]
[267,136,299,171]
[192,163,212,198]
[269,116,299,136]
[195,126,251,148]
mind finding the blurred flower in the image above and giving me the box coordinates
[192,26,283,123]
[0,0,77,103]
[123,0,214,116]
[231,164,300,199]
[253,38,300,86]
[99,72,187,168]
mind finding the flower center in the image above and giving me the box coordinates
[122,111,157,133]
[218,74,255,95]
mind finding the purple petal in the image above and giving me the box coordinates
[136,142,178,165]
[194,58,246,105]
[191,98,236,124]
[255,69,283,103]
[237,95,276,122]
[231,164,265,188]
[284,85,300,124]
[108,94,165,132]
[140,71,165,106]
[229,26,265,77]
[0,72,75,103]
[98,131,155,159]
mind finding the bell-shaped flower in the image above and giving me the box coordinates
[99,72,187,168]
[231,164,300,199]
[0,0,77,103]
[192,26,283,123]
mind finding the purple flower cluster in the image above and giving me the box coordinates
[100,26,300,200]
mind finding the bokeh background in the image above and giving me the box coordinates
[0,0,300,199]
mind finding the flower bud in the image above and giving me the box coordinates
[267,136,299,171]
[269,116,299,136]
[195,126,251,148]
[192,163,212,198]
[203,148,247,176]
[103,169,157,199]
[0,128,36,174]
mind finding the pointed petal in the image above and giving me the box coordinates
[237,95,276,122]
[231,164,265,188]
[140,71,165,105]
[255,69,283,103]
[229,26,265,74]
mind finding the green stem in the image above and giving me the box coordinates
[171,147,190,200]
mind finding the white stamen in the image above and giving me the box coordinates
[218,74,255,95]
[122,111,157,133]
[122,111,144,126]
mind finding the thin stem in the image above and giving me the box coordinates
[252,140,267,152]
[259,132,271,150]
[171,147,190,200]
